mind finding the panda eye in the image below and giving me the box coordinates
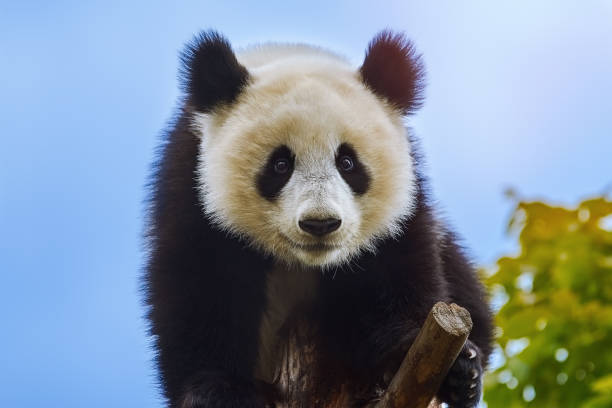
[257,145,294,200]
[274,158,290,174]
[335,143,370,195]
[339,156,354,172]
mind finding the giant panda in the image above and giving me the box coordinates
[145,30,493,408]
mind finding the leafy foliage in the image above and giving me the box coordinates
[483,197,612,407]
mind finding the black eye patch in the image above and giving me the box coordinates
[257,145,295,200]
[335,143,370,195]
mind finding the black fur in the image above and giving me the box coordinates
[311,162,493,406]
[360,30,426,115]
[256,145,295,200]
[335,143,370,195]
[144,111,273,407]
[145,31,493,408]
[438,340,485,407]
[179,30,250,112]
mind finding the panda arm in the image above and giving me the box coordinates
[146,117,271,407]
[318,204,494,407]
[431,230,494,407]
[148,238,270,408]
[359,208,493,372]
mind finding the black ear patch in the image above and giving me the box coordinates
[257,146,295,201]
[359,30,426,115]
[179,30,250,112]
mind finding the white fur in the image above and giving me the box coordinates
[255,263,319,382]
[195,44,416,268]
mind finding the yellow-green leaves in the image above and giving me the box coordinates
[484,197,612,407]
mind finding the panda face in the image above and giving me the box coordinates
[195,51,417,267]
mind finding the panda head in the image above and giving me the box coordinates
[184,30,425,268]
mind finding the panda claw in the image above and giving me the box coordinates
[438,340,483,407]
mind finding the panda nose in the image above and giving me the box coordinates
[298,218,342,237]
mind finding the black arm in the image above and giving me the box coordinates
[145,113,271,407]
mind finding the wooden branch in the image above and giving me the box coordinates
[373,302,473,408]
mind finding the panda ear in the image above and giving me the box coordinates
[359,30,426,115]
[179,30,250,112]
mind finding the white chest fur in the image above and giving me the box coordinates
[255,263,319,382]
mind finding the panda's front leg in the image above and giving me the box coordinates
[371,322,484,408]
[436,339,484,408]
[383,332,484,408]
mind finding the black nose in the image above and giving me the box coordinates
[298,218,342,237]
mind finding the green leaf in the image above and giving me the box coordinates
[484,195,612,407]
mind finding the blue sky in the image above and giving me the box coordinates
[1,1,611,407]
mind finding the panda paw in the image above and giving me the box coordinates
[437,340,483,408]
